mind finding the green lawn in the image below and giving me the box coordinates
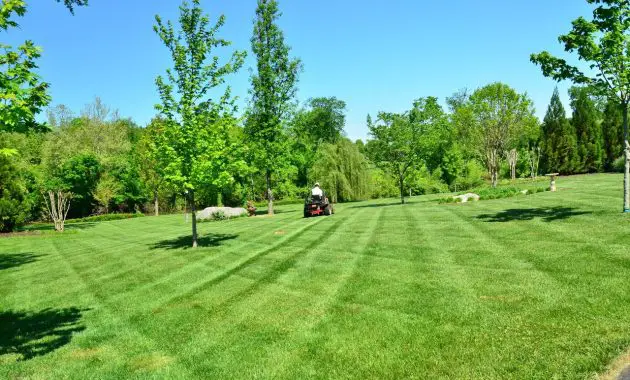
[1,174,630,379]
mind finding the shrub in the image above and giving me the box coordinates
[613,156,625,173]
[66,213,145,224]
[437,185,548,204]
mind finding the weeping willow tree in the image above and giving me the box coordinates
[310,139,370,203]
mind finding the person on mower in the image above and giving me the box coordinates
[311,182,324,199]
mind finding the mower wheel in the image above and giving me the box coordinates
[324,205,332,216]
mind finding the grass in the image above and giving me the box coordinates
[1,173,630,379]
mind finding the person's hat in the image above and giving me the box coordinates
[314,182,320,187]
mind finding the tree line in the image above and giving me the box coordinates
[1,0,628,244]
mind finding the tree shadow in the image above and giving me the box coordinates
[0,307,87,360]
[20,222,98,232]
[150,233,239,250]
[476,207,592,223]
[349,201,404,209]
[0,253,44,271]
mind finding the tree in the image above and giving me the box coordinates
[602,98,624,170]
[368,112,420,204]
[531,0,630,211]
[154,0,246,248]
[570,86,603,172]
[94,174,120,214]
[540,88,579,175]
[0,0,87,139]
[310,139,370,203]
[137,118,167,216]
[43,190,72,232]
[465,83,537,187]
[290,97,347,187]
[247,0,301,216]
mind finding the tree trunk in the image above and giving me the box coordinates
[190,191,198,248]
[491,168,498,188]
[154,190,159,217]
[266,170,273,216]
[623,101,629,213]
[399,176,405,205]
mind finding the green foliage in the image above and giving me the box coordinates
[66,212,144,224]
[569,86,603,172]
[0,34,50,134]
[409,166,449,195]
[0,0,87,135]
[368,109,421,203]
[452,160,486,191]
[438,185,549,203]
[0,153,32,232]
[530,0,630,106]
[531,0,630,210]
[614,155,626,173]
[290,97,347,187]
[247,0,301,214]
[540,88,579,175]
[153,0,246,246]
[602,98,624,171]
[310,138,370,203]
[53,153,101,218]
[463,83,538,187]
[368,168,398,199]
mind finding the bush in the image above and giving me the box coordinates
[66,213,145,224]
[452,161,485,191]
[198,210,247,223]
[613,156,625,173]
[0,155,33,232]
[437,185,549,204]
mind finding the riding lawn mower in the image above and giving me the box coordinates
[303,194,334,218]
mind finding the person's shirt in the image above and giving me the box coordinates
[311,187,323,197]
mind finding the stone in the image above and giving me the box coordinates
[453,193,480,203]
[197,207,247,220]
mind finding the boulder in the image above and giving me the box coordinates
[453,193,480,203]
[197,207,247,220]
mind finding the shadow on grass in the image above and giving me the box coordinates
[0,307,87,360]
[21,222,98,232]
[476,207,592,223]
[150,233,239,250]
[349,201,405,209]
[0,253,44,271]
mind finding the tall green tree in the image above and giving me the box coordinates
[602,98,624,170]
[368,112,420,204]
[531,0,630,211]
[154,0,246,248]
[570,86,603,172]
[465,83,537,187]
[290,96,347,187]
[540,88,579,175]
[247,0,301,215]
[137,118,167,216]
[310,138,369,203]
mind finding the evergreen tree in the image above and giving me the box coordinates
[602,99,624,171]
[570,87,603,173]
[540,88,579,174]
[246,0,301,216]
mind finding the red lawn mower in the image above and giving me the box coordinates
[303,194,334,218]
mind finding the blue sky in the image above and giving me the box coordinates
[5,0,592,140]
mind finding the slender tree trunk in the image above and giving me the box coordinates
[399,175,405,205]
[491,168,498,188]
[266,170,273,216]
[190,191,198,248]
[623,101,629,213]
[154,190,159,217]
